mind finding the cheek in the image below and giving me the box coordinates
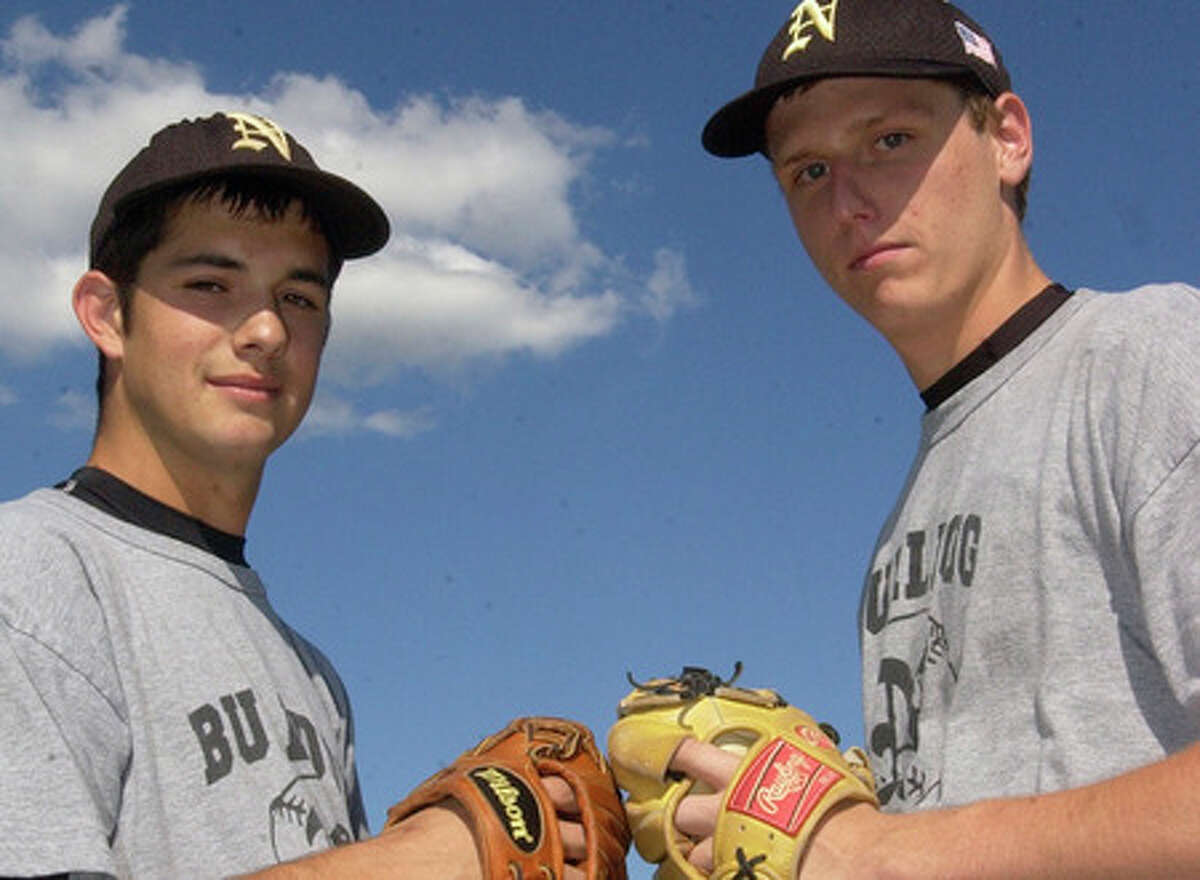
[125,323,203,381]
[786,199,815,249]
[287,329,327,384]
[296,316,328,356]
[928,139,996,217]
[790,210,838,277]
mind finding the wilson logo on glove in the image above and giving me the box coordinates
[470,765,543,852]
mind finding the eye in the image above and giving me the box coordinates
[795,160,829,187]
[281,290,326,312]
[876,131,910,151]
[184,279,228,294]
[282,292,314,309]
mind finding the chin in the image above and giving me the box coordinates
[211,424,293,462]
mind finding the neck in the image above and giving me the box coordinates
[87,416,262,536]
[893,238,1051,391]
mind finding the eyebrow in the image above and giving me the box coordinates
[857,100,940,130]
[168,253,331,290]
[773,100,941,169]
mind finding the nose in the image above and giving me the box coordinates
[234,302,288,361]
[829,162,875,225]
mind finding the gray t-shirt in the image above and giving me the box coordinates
[859,283,1200,811]
[0,488,366,878]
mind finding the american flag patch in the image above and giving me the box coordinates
[955,20,997,67]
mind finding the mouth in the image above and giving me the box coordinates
[208,375,282,400]
[850,242,908,272]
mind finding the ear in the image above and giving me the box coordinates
[72,270,126,361]
[991,92,1034,187]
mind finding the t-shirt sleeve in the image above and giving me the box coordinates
[299,636,368,839]
[1112,284,1200,737]
[1129,440,1200,728]
[0,521,129,876]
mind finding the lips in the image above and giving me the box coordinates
[208,374,281,398]
[850,242,908,271]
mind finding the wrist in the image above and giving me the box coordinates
[381,803,483,880]
[798,801,893,880]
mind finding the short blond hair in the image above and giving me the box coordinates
[964,89,1030,221]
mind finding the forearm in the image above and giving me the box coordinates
[815,744,1200,879]
[236,805,482,880]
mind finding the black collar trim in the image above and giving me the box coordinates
[921,284,1074,411]
[57,467,248,566]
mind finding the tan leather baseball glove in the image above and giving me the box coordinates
[386,716,631,879]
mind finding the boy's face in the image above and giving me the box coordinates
[110,196,331,474]
[765,77,1013,350]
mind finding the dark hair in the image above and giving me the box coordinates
[89,175,344,404]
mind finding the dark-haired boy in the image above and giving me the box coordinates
[650,1,1200,876]
[0,112,565,879]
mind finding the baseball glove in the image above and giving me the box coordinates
[606,665,877,880]
[385,716,631,879]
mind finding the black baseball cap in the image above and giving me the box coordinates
[89,111,390,263]
[702,0,1011,158]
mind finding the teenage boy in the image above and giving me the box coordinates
[0,112,591,879]
[656,1,1200,877]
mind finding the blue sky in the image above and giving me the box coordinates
[1,1,1196,872]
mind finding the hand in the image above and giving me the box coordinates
[387,782,590,880]
[664,738,884,879]
[541,774,590,880]
[663,737,743,873]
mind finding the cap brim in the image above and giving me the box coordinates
[702,79,805,158]
[103,164,390,260]
[702,61,987,159]
[257,165,391,259]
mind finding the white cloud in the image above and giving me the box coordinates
[1,7,693,385]
[49,389,94,431]
[642,248,700,322]
[302,395,436,439]
[0,383,15,406]
[324,235,621,382]
[362,408,438,439]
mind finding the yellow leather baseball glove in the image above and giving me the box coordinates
[607,666,876,880]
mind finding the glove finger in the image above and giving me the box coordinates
[608,717,692,788]
[544,760,631,879]
[672,790,723,840]
[559,817,586,861]
[624,791,674,862]
[687,837,715,873]
[668,737,743,790]
[541,774,580,815]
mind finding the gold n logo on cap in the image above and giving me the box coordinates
[782,0,838,61]
[226,112,292,160]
